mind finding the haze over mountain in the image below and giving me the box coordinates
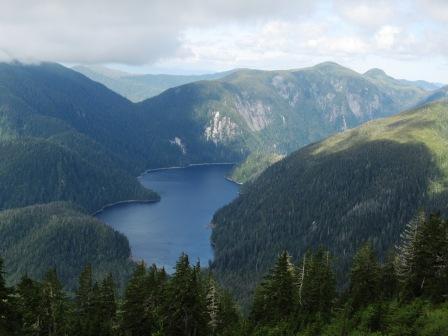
[417,85,448,106]
[211,100,448,304]
[73,65,233,102]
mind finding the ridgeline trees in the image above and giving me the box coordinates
[1,211,448,335]
[0,254,240,336]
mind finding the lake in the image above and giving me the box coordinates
[96,164,240,272]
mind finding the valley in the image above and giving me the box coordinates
[0,60,445,291]
[2,2,448,334]
[96,164,239,271]
[0,60,447,334]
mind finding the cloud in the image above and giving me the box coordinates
[334,0,397,29]
[0,0,314,64]
[417,0,448,22]
[0,0,446,82]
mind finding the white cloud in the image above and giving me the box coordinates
[374,26,402,50]
[0,0,314,64]
[417,0,448,22]
[334,0,397,28]
[0,0,446,82]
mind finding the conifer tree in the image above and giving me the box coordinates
[396,212,448,301]
[251,251,297,324]
[16,275,42,335]
[268,251,297,320]
[206,276,240,335]
[164,254,208,336]
[297,249,336,321]
[349,243,380,310]
[39,269,70,336]
[379,251,398,300]
[0,257,17,335]
[76,264,95,335]
[140,264,167,334]
[121,262,153,335]
[395,211,423,299]
[206,277,220,333]
[97,273,117,336]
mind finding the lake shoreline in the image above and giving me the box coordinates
[92,198,159,216]
[95,164,240,268]
[94,162,240,216]
[138,162,237,177]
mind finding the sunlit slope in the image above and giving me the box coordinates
[211,101,448,303]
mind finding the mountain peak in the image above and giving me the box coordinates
[313,61,345,70]
[311,62,358,75]
[364,68,388,78]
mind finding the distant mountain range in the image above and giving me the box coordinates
[0,60,444,288]
[417,85,448,106]
[211,100,448,305]
[73,65,233,102]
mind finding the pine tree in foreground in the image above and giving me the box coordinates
[348,242,380,310]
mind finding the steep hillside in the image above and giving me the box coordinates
[0,138,156,212]
[73,65,232,101]
[211,101,448,304]
[0,62,154,173]
[0,64,158,212]
[0,202,135,290]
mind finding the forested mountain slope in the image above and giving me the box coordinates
[0,202,134,290]
[0,61,436,290]
[0,63,158,211]
[1,62,431,182]
[0,138,155,212]
[211,101,448,303]
[0,62,154,173]
[139,62,429,182]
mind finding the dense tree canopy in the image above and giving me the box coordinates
[1,211,447,335]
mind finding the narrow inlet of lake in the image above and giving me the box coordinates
[96,164,240,272]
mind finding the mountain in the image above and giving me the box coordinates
[364,68,444,92]
[0,137,156,212]
[0,62,154,173]
[417,85,448,106]
[73,65,233,102]
[211,101,448,304]
[0,62,159,211]
[363,68,427,106]
[0,202,134,290]
[399,79,445,91]
[0,61,433,290]
[139,62,428,182]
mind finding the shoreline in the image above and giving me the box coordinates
[138,161,237,178]
[92,198,159,216]
[94,162,241,215]
[225,176,243,186]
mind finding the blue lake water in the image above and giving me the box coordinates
[96,164,239,272]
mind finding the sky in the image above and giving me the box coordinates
[0,0,447,82]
